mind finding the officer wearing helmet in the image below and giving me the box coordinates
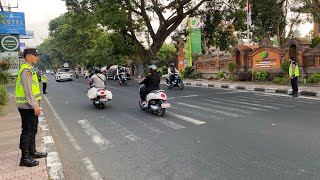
[168,63,178,85]
[89,67,106,88]
[139,65,161,105]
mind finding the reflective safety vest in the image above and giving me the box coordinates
[41,75,48,83]
[289,63,299,77]
[15,64,42,103]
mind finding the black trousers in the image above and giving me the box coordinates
[43,83,47,93]
[140,86,150,101]
[291,77,298,94]
[18,109,38,155]
[169,75,175,84]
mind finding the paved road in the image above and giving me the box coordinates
[41,76,320,180]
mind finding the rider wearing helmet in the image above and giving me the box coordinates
[118,66,126,80]
[139,65,161,104]
[167,63,178,85]
[89,67,106,88]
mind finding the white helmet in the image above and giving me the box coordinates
[149,65,157,70]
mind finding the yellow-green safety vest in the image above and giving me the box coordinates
[41,75,48,83]
[15,64,42,103]
[289,63,299,77]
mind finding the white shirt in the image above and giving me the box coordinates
[90,73,106,88]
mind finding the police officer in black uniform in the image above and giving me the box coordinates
[16,48,48,167]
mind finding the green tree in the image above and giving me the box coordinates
[201,0,246,50]
[156,43,177,66]
[64,0,210,65]
[251,0,286,45]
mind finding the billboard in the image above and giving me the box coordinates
[0,11,26,35]
[188,17,202,66]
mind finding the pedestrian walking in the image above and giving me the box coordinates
[15,48,47,167]
[41,72,49,94]
[289,57,299,97]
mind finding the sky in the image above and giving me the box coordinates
[2,0,67,47]
[1,0,314,47]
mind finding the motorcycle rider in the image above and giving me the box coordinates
[167,63,178,85]
[89,67,106,88]
[118,66,126,81]
[139,65,161,106]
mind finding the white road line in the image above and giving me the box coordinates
[168,113,206,125]
[200,100,253,114]
[78,119,113,149]
[255,93,320,102]
[177,102,240,117]
[121,113,164,135]
[167,94,199,99]
[82,157,103,180]
[105,118,140,142]
[215,92,239,95]
[232,96,295,107]
[211,98,280,110]
[204,99,267,111]
[171,107,224,120]
[44,96,103,180]
[146,115,185,129]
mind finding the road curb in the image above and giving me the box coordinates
[39,105,65,180]
[185,82,320,97]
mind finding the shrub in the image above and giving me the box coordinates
[228,63,236,74]
[268,72,286,81]
[180,66,193,79]
[272,77,288,85]
[216,71,225,80]
[307,73,320,83]
[237,71,252,81]
[253,71,269,81]
[0,60,10,70]
[0,85,8,106]
[194,71,201,79]
[0,71,12,84]
[280,60,290,74]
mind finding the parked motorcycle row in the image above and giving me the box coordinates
[83,71,184,116]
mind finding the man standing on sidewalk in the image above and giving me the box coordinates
[289,57,299,97]
[15,48,47,167]
[40,72,49,94]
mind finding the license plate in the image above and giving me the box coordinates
[161,103,171,108]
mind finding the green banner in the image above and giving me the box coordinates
[188,18,202,66]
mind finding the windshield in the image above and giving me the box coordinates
[58,68,70,73]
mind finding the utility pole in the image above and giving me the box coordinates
[0,1,4,11]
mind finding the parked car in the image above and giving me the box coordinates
[107,65,131,80]
[55,68,73,82]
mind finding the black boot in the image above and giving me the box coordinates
[30,148,48,159]
[20,151,39,167]
[31,151,48,159]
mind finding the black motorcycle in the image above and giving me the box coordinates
[166,74,184,90]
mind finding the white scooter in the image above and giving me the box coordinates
[139,85,171,116]
[87,87,112,109]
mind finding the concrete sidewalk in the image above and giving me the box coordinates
[0,95,48,180]
[183,79,320,97]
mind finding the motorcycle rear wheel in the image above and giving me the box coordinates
[156,108,165,116]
